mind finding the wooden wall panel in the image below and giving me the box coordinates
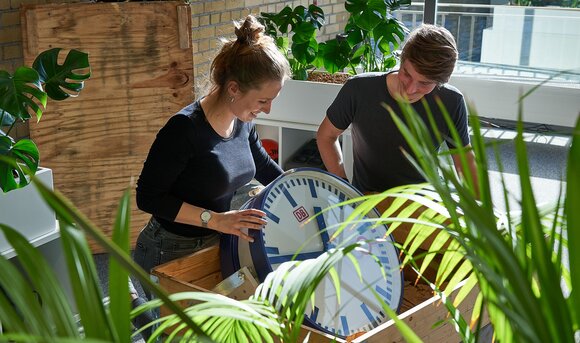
[21,2,194,253]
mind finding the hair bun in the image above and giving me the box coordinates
[234,15,265,44]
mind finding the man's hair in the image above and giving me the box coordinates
[400,24,458,85]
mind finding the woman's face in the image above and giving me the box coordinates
[397,60,438,103]
[230,80,284,122]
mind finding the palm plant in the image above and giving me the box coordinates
[0,158,419,342]
[336,95,579,341]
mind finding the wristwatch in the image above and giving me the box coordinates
[200,209,212,228]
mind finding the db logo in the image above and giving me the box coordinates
[293,206,309,222]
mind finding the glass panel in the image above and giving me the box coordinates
[395,1,580,86]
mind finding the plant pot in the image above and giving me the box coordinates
[269,79,342,126]
[0,167,58,258]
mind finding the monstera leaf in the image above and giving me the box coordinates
[0,48,90,193]
[0,68,46,123]
[33,48,90,101]
[345,0,387,32]
[0,137,39,192]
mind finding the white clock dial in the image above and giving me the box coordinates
[223,168,403,337]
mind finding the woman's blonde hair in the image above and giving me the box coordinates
[209,15,291,97]
[400,24,458,85]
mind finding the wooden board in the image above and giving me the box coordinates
[21,2,194,253]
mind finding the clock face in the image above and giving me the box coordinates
[221,168,403,337]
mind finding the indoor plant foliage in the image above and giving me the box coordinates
[259,4,325,80]
[259,0,410,80]
[338,98,579,341]
[0,174,418,342]
[0,48,90,192]
[317,0,410,74]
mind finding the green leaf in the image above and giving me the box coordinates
[0,67,46,122]
[32,48,91,101]
[317,39,350,73]
[291,37,318,65]
[0,139,39,192]
[108,189,133,342]
[374,18,407,53]
[565,115,580,327]
[0,224,80,338]
[345,0,387,31]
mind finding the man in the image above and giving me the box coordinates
[316,24,478,195]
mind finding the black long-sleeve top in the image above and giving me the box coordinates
[136,100,283,237]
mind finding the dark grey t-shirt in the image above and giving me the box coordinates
[327,72,469,193]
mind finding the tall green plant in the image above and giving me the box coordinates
[0,48,90,192]
[0,162,419,342]
[333,96,578,341]
[317,0,410,74]
[259,5,325,80]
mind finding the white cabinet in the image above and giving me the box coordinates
[256,79,353,179]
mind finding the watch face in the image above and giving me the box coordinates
[201,210,211,223]
[220,168,403,337]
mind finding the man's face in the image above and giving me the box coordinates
[397,60,438,103]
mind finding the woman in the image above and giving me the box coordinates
[130,15,291,338]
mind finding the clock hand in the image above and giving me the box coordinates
[313,206,331,251]
[268,250,324,264]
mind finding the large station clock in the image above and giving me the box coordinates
[221,168,403,337]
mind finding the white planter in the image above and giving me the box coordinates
[0,167,59,258]
[269,79,342,127]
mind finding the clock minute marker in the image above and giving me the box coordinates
[268,250,324,264]
[308,179,318,198]
[281,185,297,207]
[264,246,279,254]
[309,306,319,322]
[340,316,350,336]
[263,209,280,224]
[375,284,392,302]
[313,206,331,251]
[360,302,379,328]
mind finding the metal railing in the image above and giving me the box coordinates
[395,2,580,84]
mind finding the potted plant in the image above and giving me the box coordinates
[0,48,90,256]
[257,0,410,148]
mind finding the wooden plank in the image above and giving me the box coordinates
[353,281,488,343]
[20,2,194,253]
[177,5,191,49]
[153,245,221,281]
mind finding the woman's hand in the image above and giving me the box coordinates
[211,208,267,242]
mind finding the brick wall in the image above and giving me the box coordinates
[0,0,349,139]
[0,0,78,140]
[190,0,348,96]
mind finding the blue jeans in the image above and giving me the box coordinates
[133,217,219,299]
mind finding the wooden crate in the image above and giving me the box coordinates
[152,244,486,342]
